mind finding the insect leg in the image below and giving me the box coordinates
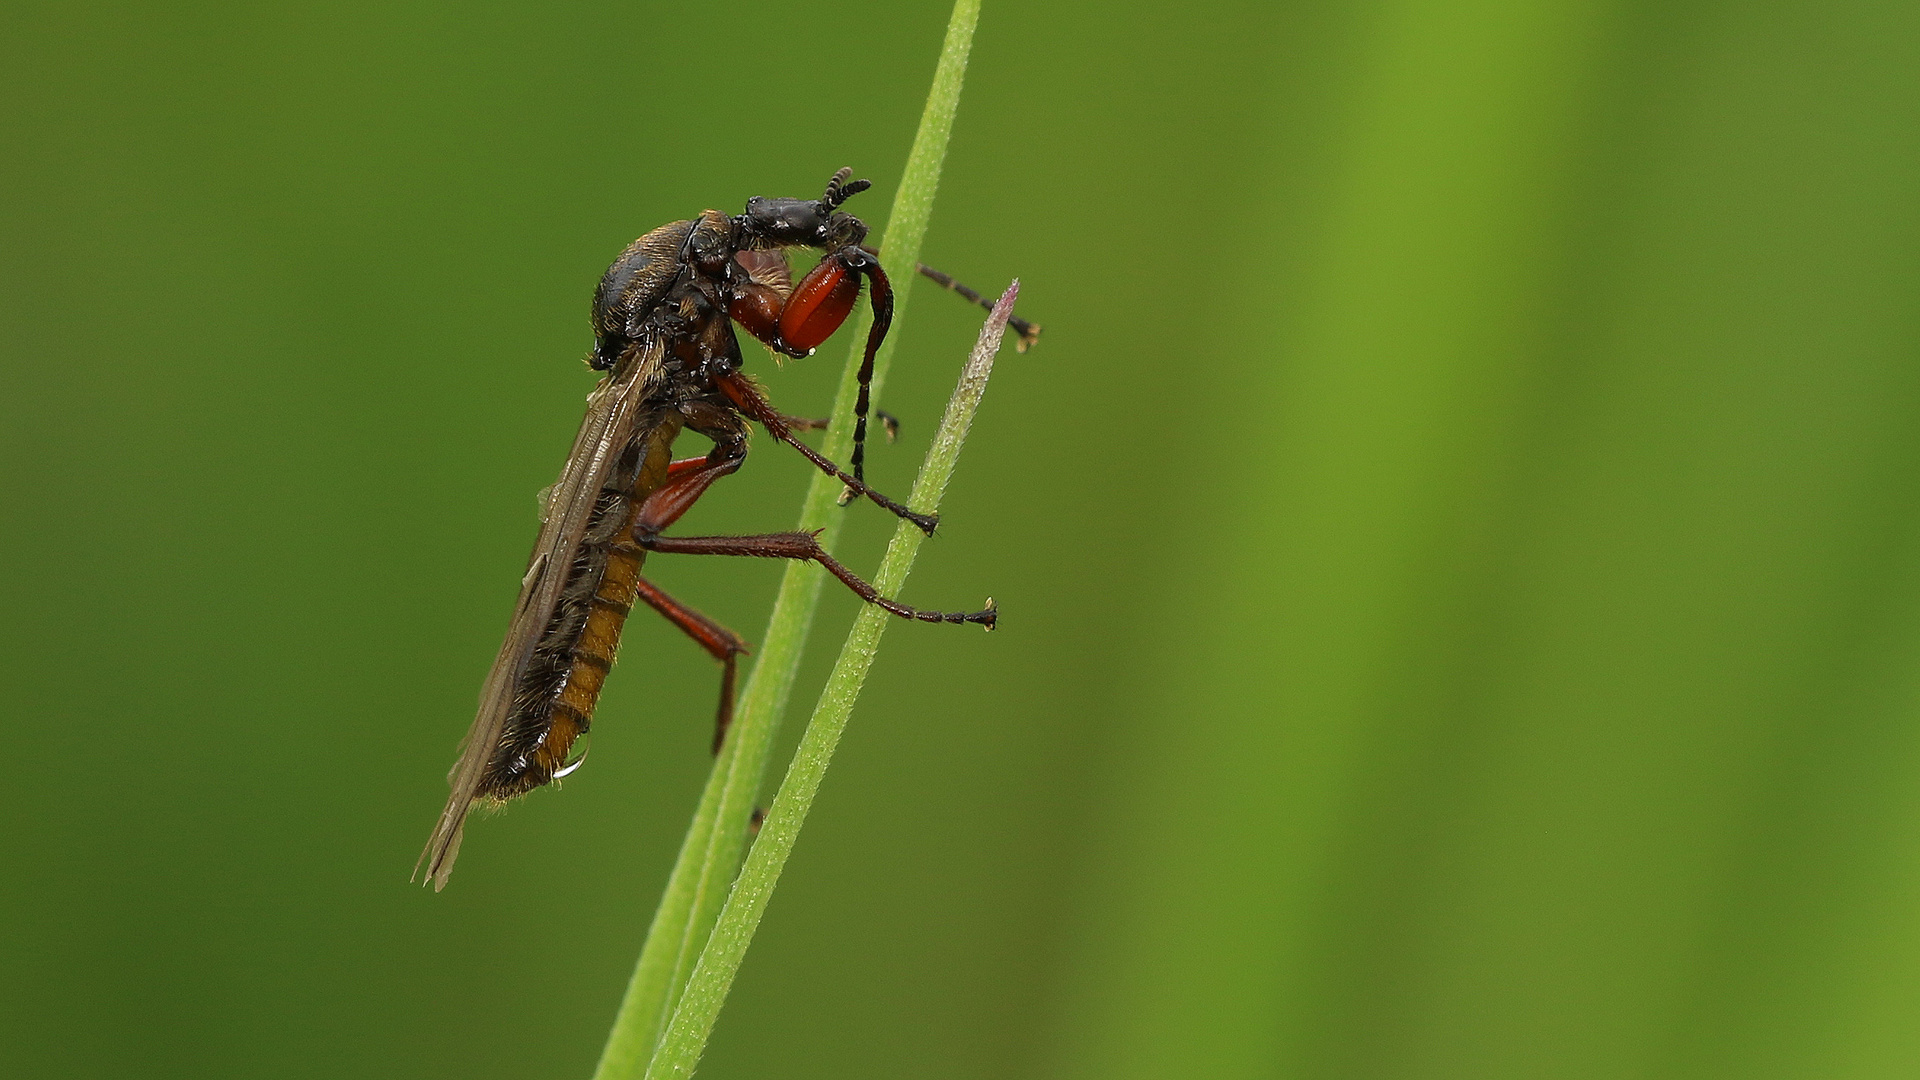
[641,450,743,533]
[916,263,1042,351]
[630,530,996,630]
[710,370,937,536]
[844,248,892,488]
[624,431,757,751]
[632,576,750,753]
[778,411,899,440]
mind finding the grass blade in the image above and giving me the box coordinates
[590,2,980,1075]
[644,282,1019,1080]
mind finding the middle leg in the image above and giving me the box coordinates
[778,410,900,441]
[632,528,996,629]
[710,369,937,535]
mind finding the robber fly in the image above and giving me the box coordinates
[416,169,1037,889]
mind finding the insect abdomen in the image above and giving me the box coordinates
[534,535,645,779]
[483,416,682,799]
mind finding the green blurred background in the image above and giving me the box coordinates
[4,0,1918,1077]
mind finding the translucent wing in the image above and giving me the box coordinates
[417,340,664,889]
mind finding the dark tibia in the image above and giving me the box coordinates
[847,251,892,487]
[916,263,1042,352]
[632,530,995,629]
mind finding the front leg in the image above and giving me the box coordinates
[710,369,937,535]
[731,245,896,488]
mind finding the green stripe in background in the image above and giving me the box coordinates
[1048,1,1920,1078]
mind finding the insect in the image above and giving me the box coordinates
[417,168,1037,889]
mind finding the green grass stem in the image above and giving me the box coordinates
[643,282,1018,1080]
[590,3,980,1076]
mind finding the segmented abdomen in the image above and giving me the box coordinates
[481,414,682,799]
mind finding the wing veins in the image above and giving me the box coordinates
[417,339,664,888]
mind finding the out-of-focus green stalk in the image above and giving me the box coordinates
[589,3,979,1076]
[643,282,1017,1080]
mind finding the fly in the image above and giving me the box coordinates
[416,169,1037,889]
